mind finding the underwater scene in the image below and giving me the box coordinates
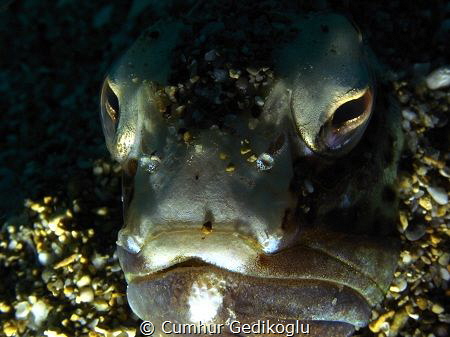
[0,1,449,336]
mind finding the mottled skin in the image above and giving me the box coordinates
[100,4,403,337]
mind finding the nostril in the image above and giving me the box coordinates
[202,221,213,234]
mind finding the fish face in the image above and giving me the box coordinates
[100,9,402,337]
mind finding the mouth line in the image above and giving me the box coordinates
[129,257,376,293]
[149,257,211,274]
[123,244,385,307]
[139,232,386,289]
[118,229,398,308]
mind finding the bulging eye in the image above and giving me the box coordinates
[100,78,120,148]
[320,88,373,155]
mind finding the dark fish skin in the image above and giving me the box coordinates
[100,2,403,336]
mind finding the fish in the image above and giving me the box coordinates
[100,3,403,336]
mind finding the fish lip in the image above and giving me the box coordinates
[117,225,262,254]
[126,263,373,328]
[118,221,299,256]
[117,229,398,309]
[117,229,264,279]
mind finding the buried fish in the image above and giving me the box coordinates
[100,3,403,336]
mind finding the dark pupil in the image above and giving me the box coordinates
[105,84,120,121]
[332,94,366,127]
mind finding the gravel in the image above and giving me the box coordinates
[426,66,450,90]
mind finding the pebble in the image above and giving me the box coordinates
[438,253,449,266]
[400,250,412,264]
[440,167,450,178]
[426,186,448,205]
[204,49,217,62]
[240,145,251,155]
[93,299,109,312]
[430,234,442,245]
[432,303,445,314]
[29,202,46,213]
[14,301,31,319]
[7,239,18,250]
[229,69,241,79]
[369,310,395,333]
[304,179,314,194]
[0,302,11,313]
[389,308,410,336]
[399,212,409,231]
[255,96,264,106]
[212,68,227,82]
[247,154,257,163]
[54,254,80,269]
[95,207,108,216]
[416,297,428,310]
[390,278,408,292]
[225,163,235,173]
[440,314,450,324]
[423,156,445,170]
[77,287,94,303]
[3,322,17,337]
[63,286,74,297]
[402,109,417,121]
[38,251,52,266]
[41,270,52,284]
[419,196,433,211]
[405,224,426,241]
[93,165,103,175]
[44,330,68,337]
[76,275,91,288]
[30,300,51,327]
[425,66,450,90]
[439,268,449,281]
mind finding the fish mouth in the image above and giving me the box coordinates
[126,262,371,330]
[117,228,398,329]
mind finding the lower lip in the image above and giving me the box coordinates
[126,264,372,329]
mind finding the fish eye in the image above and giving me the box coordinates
[320,87,373,154]
[332,88,372,128]
[100,78,120,147]
[101,79,120,123]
